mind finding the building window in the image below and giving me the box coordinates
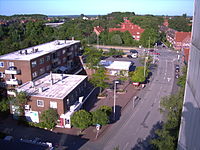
[63,57,67,63]
[0,72,4,78]
[0,62,4,68]
[57,51,61,56]
[37,100,44,107]
[137,32,140,34]
[58,60,61,65]
[46,65,51,71]
[40,67,45,74]
[46,55,50,61]
[137,36,140,38]
[32,71,38,78]
[31,61,37,68]
[8,62,14,67]
[39,58,44,64]
[50,101,57,109]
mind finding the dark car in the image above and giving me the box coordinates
[112,55,122,58]
[130,49,138,53]
[175,65,180,72]
[175,72,179,78]
[127,55,132,58]
[148,49,154,52]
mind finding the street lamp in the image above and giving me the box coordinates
[113,80,119,120]
[144,57,148,77]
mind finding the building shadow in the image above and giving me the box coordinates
[110,105,122,124]
[177,102,200,150]
[131,121,163,150]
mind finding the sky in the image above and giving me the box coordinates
[0,0,194,16]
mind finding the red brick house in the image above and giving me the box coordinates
[93,26,104,36]
[109,18,145,40]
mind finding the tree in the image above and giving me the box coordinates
[71,110,92,130]
[83,47,102,69]
[0,98,9,112]
[168,16,191,32]
[139,28,159,48]
[40,108,58,129]
[92,109,109,125]
[129,66,149,83]
[90,67,109,93]
[110,34,123,45]
[98,105,112,116]
[10,92,28,116]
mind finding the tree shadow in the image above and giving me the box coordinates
[110,105,122,124]
[131,121,163,150]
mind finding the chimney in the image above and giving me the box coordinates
[50,71,53,85]
[39,87,43,93]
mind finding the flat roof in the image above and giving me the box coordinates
[0,40,80,61]
[106,61,132,70]
[17,73,87,99]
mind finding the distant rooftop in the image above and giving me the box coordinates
[0,40,80,61]
[17,73,87,99]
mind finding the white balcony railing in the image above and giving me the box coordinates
[5,69,21,75]
[6,79,22,85]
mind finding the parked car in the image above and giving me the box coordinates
[130,49,138,53]
[127,55,132,58]
[152,52,160,55]
[148,49,154,52]
[112,55,123,58]
[175,65,180,72]
[175,72,179,78]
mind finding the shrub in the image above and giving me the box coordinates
[98,105,112,116]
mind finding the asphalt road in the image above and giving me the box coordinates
[80,48,179,150]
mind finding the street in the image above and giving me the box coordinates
[80,48,179,150]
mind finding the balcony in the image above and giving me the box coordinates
[6,79,22,85]
[5,67,21,75]
[52,58,59,63]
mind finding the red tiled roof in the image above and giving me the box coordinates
[109,19,145,39]
[175,32,191,43]
[93,26,104,35]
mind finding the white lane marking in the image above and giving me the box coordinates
[167,77,171,82]
[123,142,129,150]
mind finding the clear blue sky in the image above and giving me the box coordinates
[0,0,194,16]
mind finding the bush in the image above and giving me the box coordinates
[71,110,92,130]
[92,110,109,126]
[98,105,112,116]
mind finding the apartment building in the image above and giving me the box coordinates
[109,17,145,40]
[0,40,81,88]
[15,73,88,128]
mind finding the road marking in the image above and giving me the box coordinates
[123,142,129,150]
[167,77,171,82]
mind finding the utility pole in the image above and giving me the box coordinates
[149,36,150,49]
[144,57,148,77]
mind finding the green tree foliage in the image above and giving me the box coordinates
[168,16,191,32]
[83,47,102,69]
[177,66,187,88]
[0,98,10,112]
[40,108,58,129]
[110,34,123,45]
[98,105,112,116]
[129,66,149,83]
[139,28,159,48]
[71,110,92,130]
[92,109,109,125]
[130,15,164,31]
[90,67,109,93]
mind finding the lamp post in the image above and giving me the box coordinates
[144,57,148,77]
[113,80,119,120]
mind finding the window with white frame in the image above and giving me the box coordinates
[40,67,45,74]
[63,57,67,63]
[39,58,44,64]
[37,100,44,107]
[31,61,37,68]
[0,62,4,68]
[32,71,38,78]
[62,49,66,54]
[0,72,4,78]
[46,55,50,61]
[50,101,57,109]
[8,62,14,67]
